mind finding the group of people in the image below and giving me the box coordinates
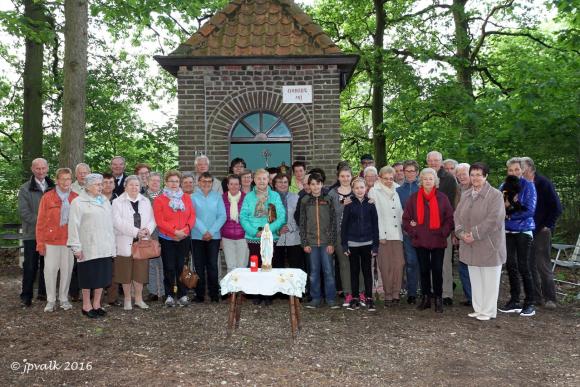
[18,150,562,320]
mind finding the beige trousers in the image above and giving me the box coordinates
[468,265,502,318]
[222,238,249,273]
[442,236,454,298]
[44,244,74,303]
[376,240,405,301]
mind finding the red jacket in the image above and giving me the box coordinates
[153,193,196,239]
[36,189,79,254]
[402,190,454,249]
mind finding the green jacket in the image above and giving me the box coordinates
[299,193,337,247]
[240,186,286,242]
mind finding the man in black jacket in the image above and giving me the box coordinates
[427,151,458,305]
[522,157,563,308]
[18,158,55,306]
[111,156,127,197]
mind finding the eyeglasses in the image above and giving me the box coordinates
[166,180,180,183]
[404,169,417,173]
[381,176,394,181]
[200,179,213,184]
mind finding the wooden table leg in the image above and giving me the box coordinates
[235,292,243,329]
[294,297,302,331]
[289,295,298,339]
[227,292,237,337]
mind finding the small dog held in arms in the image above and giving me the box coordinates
[502,175,527,216]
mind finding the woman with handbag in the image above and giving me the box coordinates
[153,170,196,307]
[112,175,156,310]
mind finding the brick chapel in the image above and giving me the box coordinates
[155,0,358,180]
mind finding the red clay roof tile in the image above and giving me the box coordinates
[171,0,341,57]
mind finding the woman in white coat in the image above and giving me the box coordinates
[368,166,405,304]
[112,175,156,310]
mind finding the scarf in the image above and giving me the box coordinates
[146,189,161,201]
[417,187,440,230]
[228,191,241,222]
[277,190,289,211]
[56,187,71,226]
[163,188,185,212]
[254,188,269,218]
[378,181,396,199]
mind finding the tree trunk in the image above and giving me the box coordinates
[372,0,386,167]
[22,0,46,179]
[59,0,88,169]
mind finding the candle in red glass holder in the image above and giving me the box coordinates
[250,255,259,272]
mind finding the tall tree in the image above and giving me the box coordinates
[59,0,88,169]
[22,0,47,178]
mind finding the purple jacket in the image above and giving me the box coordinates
[402,190,454,250]
[221,192,246,240]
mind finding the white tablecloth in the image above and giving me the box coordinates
[220,268,307,297]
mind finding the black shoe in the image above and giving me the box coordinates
[37,294,47,301]
[417,296,431,310]
[462,300,472,307]
[367,299,376,312]
[443,297,453,306]
[95,308,106,317]
[252,298,262,305]
[210,297,220,303]
[263,298,273,306]
[435,297,443,313]
[108,300,122,307]
[70,294,80,302]
[146,294,159,302]
[194,297,205,303]
[407,296,417,305]
[347,298,360,310]
[499,300,522,313]
[82,309,98,319]
[21,298,32,307]
[520,304,536,317]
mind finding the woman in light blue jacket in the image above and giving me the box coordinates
[191,172,226,303]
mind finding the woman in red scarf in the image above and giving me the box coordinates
[402,167,454,313]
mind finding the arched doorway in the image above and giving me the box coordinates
[229,111,292,171]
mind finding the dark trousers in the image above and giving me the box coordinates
[273,245,306,271]
[348,245,373,299]
[192,239,220,301]
[506,232,535,305]
[416,247,445,297]
[160,238,188,299]
[21,239,46,301]
[69,259,79,298]
[530,228,556,303]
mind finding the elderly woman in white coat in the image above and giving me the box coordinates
[368,166,405,304]
[454,162,506,321]
[68,174,116,319]
[112,175,156,310]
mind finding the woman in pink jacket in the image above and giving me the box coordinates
[221,175,248,272]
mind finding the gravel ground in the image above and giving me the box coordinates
[1,264,579,386]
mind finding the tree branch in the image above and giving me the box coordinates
[166,13,191,36]
[386,3,451,24]
[470,0,515,62]
[474,66,513,96]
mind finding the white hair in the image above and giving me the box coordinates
[456,163,470,172]
[443,159,458,167]
[111,156,125,164]
[31,158,48,167]
[506,157,522,168]
[426,151,442,161]
[363,166,378,176]
[418,167,440,188]
[194,155,210,167]
[75,163,91,173]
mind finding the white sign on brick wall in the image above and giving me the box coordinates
[282,85,312,104]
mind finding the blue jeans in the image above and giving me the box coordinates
[309,245,336,303]
[458,261,472,302]
[403,235,419,297]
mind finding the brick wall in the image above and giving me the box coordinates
[177,64,341,183]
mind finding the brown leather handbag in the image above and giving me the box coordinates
[179,254,199,289]
[132,238,161,260]
[268,203,277,223]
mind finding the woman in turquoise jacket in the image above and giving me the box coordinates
[240,168,286,305]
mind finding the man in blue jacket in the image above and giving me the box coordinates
[397,160,420,304]
[522,157,562,309]
[499,158,538,317]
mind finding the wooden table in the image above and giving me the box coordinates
[220,268,307,339]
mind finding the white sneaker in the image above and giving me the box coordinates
[44,302,56,312]
[178,296,189,307]
[60,301,73,311]
[165,296,175,307]
[476,315,491,321]
[124,300,132,310]
[134,301,149,309]
[468,312,480,318]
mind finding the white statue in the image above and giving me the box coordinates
[260,223,274,271]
